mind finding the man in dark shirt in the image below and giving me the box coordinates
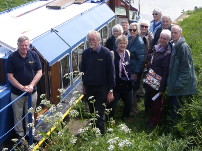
[153,15,172,46]
[80,30,115,134]
[7,36,42,139]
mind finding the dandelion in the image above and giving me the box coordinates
[58,130,64,137]
[69,72,74,76]
[88,96,94,100]
[57,103,63,110]
[70,97,76,105]
[96,114,100,118]
[78,128,85,134]
[90,117,97,122]
[73,90,79,95]
[92,127,101,136]
[105,108,112,115]
[41,99,51,106]
[64,72,70,77]
[43,115,52,123]
[11,138,18,143]
[27,122,34,128]
[69,110,79,118]
[28,107,34,113]
[36,106,42,113]
[29,143,36,150]
[107,128,114,133]
[40,94,46,99]
[58,88,65,94]
[79,72,84,76]
[107,137,119,144]
[118,124,131,133]
[49,105,57,113]
[54,112,63,120]
[109,119,116,126]
[108,145,115,151]
[118,139,132,148]
[69,136,77,144]
[102,103,106,107]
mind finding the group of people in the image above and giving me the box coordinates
[7,8,197,139]
[80,8,197,133]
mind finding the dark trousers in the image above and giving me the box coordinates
[145,88,163,126]
[130,73,142,115]
[85,85,108,134]
[108,87,133,119]
[168,96,183,121]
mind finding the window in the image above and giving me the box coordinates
[60,55,70,88]
[129,10,137,21]
[72,43,84,80]
[99,26,108,46]
[108,19,115,37]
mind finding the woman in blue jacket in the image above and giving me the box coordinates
[127,22,145,115]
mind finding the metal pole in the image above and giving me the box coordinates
[28,93,33,145]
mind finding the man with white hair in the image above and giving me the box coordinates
[153,15,172,46]
[167,25,197,120]
[80,30,115,134]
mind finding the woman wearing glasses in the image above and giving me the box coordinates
[149,8,162,35]
[139,19,154,60]
[127,22,145,116]
[135,19,154,106]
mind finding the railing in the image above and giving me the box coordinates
[0,91,33,150]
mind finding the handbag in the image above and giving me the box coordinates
[143,68,162,90]
[143,54,162,90]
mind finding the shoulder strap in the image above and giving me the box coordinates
[125,49,130,57]
[111,51,114,60]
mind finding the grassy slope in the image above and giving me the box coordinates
[0,0,35,12]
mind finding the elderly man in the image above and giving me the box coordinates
[121,19,129,36]
[153,15,172,46]
[7,36,42,140]
[167,25,197,120]
[80,30,115,134]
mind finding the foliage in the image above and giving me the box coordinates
[163,7,202,149]
[0,0,35,12]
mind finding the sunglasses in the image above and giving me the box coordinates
[140,25,148,28]
[129,29,137,32]
[152,13,158,15]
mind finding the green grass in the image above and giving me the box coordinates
[0,0,35,12]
